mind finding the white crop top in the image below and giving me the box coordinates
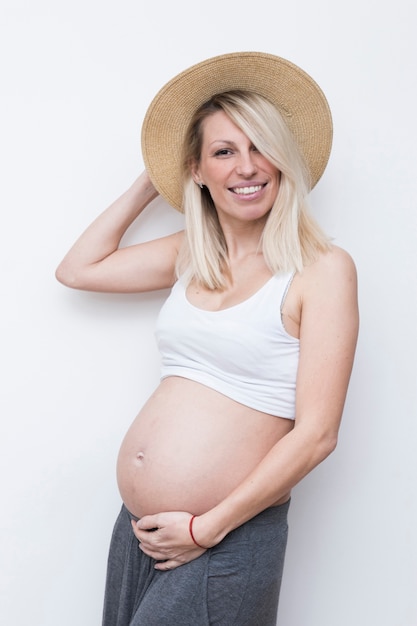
[155,273,300,419]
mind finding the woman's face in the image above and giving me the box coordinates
[192,110,280,226]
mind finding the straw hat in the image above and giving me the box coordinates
[141,51,332,212]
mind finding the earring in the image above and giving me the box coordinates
[198,182,204,189]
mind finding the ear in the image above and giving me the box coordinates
[190,160,201,185]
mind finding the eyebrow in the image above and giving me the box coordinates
[207,140,236,148]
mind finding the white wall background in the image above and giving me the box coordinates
[1,1,416,625]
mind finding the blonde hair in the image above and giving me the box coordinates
[177,90,331,289]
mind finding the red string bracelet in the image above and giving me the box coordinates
[189,515,206,549]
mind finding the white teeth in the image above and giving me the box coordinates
[233,185,262,195]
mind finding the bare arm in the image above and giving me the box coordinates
[195,247,359,542]
[132,247,359,567]
[55,170,183,293]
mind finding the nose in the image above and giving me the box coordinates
[235,149,258,177]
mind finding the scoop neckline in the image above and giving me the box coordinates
[183,274,277,314]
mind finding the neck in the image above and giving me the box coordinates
[220,221,266,262]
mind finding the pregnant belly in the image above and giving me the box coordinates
[116,377,293,518]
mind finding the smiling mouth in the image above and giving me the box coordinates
[231,185,264,195]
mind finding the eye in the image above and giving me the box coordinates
[213,148,233,157]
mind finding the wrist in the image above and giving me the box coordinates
[190,508,231,549]
[130,171,159,204]
[188,515,207,549]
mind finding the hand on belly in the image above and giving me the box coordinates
[131,510,207,571]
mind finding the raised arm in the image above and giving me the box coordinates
[55,170,183,293]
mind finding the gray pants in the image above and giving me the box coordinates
[102,500,290,626]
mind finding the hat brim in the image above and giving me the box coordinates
[141,51,333,212]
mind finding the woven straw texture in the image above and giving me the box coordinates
[141,51,333,212]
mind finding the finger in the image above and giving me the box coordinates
[131,520,140,539]
[134,530,163,551]
[136,514,160,531]
[131,520,159,544]
[137,541,168,562]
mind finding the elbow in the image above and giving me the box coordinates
[55,262,68,286]
[323,432,338,458]
[298,425,338,467]
[315,431,338,464]
[55,261,83,289]
[295,412,340,466]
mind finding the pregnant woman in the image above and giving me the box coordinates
[56,52,358,625]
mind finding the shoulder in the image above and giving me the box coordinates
[300,245,357,293]
[322,244,356,274]
[286,246,358,326]
[297,245,359,337]
[311,244,356,273]
[281,246,358,336]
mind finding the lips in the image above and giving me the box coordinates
[230,184,264,195]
